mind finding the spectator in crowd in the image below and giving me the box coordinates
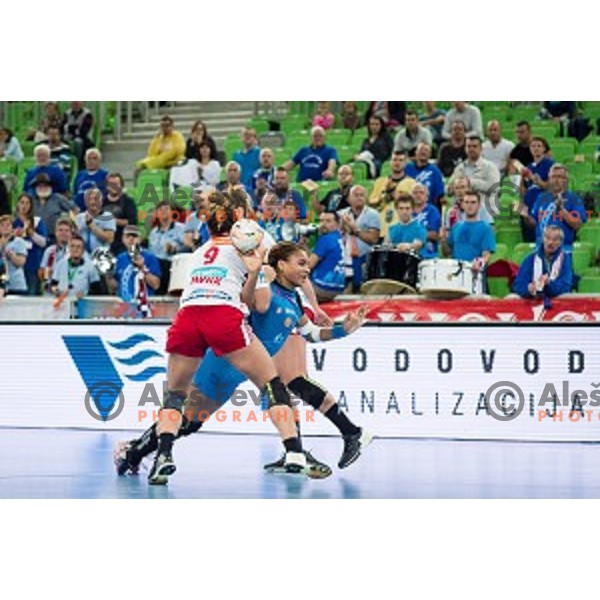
[102,173,138,256]
[340,101,361,131]
[393,110,433,157]
[170,140,221,192]
[0,127,24,162]
[309,210,346,302]
[283,126,338,183]
[216,161,251,198]
[185,120,217,161]
[519,136,554,241]
[512,225,573,299]
[444,176,493,230]
[437,120,467,177]
[258,193,285,242]
[135,116,186,176]
[31,173,77,243]
[26,101,62,142]
[73,148,108,211]
[419,102,446,145]
[405,143,445,209]
[315,164,354,214]
[46,125,73,179]
[369,150,416,239]
[540,101,576,122]
[448,136,501,221]
[364,102,406,128]
[355,115,394,178]
[0,214,28,295]
[339,185,381,292]
[385,193,427,255]
[62,101,95,169]
[39,217,73,294]
[75,188,116,254]
[520,164,586,251]
[441,102,483,140]
[312,101,335,130]
[233,127,261,188]
[440,190,496,290]
[109,225,161,305]
[266,167,307,219]
[183,190,211,251]
[24,144,68,196]
[482,121,515,175]
[509,121,533,169]
[148,200,185,295]
[251,147,276,191]
[0,180,10,216]
[13,192,47,295]
[411,184,441,259]
[50,234,100,300]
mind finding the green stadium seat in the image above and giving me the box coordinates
[566,161,594,179]
[572,246,592,273]
[496,227,523,251]
[488,277,511,298]
[137,169,168,189]
[533,124,559,140]
[550,140,577,163]
[489,242,509,263]
[0,158,17,176]
[247,118,270,135]
[572,240,595,263]
[347,161,369,180]
[582,266,600,276]
[578,276,600,294]
[577,138,600,161]
[577,225,600,255]
[511,242,536,265]
[223,136,241,159]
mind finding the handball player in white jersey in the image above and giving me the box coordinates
[149,192,305,484]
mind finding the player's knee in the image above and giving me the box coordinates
[287,376,326,410]
[264,376,292,409]
[163,389,187,412]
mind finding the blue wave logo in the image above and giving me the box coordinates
[63,333,166,421]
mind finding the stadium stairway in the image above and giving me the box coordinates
[101,101,258,185]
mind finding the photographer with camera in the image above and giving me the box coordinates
[109,226,161,314]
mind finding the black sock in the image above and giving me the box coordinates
[324,405,361,436]
[127,423,158,463]
[283,437,302,453]
[158,433,175,454]
[179,419,204,437]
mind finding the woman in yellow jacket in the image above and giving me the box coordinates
[136,116,186,171]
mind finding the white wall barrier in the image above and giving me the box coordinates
[1,323,599,441]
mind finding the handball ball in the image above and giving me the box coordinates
[230,219,264,253]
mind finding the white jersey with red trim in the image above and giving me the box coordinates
[179,238,249,312]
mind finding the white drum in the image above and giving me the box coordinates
[168,253,193,295]
[418,259,474,299]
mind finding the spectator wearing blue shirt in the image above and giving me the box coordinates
[0,215,28,295]
[411,183,441,258]
[309,211,346,301]
[385,194,427,254]
[216,161,251,197]
[109,225,161,303]
[522,163,586,251]
[258,194,285,242]
[265,167,307,220]
[404,142,445,209]
[233,127,261,188]
[512,225,573,299]
[283,126,338,183]
[73,148,109,211]
[24,144,68,196]
[251,148,276,191]
[441,190,496,293]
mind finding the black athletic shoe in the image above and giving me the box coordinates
[304,451,333,479]
[264,451,331,479]
[114,441,141,476]
[148,452,176,485]
[338,429,373,469]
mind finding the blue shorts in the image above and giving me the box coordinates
[192,350,246,405]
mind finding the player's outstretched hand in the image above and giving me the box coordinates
[343,306,368,335]
[241,244,267,273]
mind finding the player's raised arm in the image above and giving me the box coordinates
[297,306,367,343]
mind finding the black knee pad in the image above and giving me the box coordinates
[264,376,292,409]
[163,389,187,412]
[288,376,327,410]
